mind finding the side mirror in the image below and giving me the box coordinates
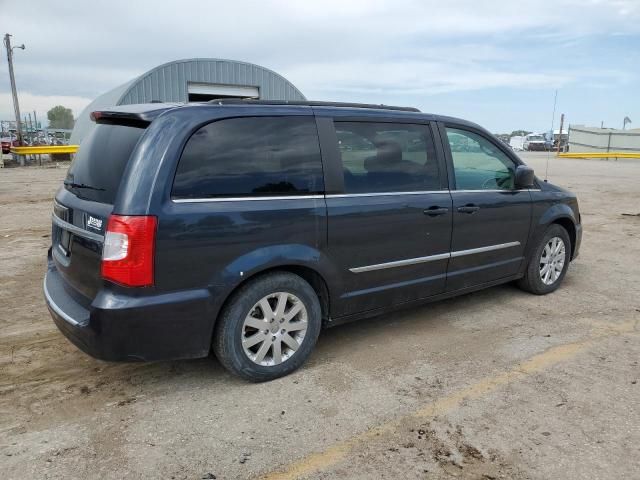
[514,165,535,189]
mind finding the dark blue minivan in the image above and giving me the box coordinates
[45,100,581,381]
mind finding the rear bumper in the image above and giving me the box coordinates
[44,261,214,362]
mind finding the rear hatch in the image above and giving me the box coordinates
[51,104,175,301]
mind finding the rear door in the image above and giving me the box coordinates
[440,124,531,291]
[158,115,326,293]
[52,123,145,300]
[320,116,452,317]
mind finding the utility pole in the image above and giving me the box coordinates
[556,113,564,155]
[28,112,34,143]
[3,33,26,145]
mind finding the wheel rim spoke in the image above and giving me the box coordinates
[259,298,274,318]
[274,292,288,319]
[272,339,283,365]
[243,331,266,349]
[286,320,307,332]
[283,302,303,322]
[254,338,272,364]
[281,333,300,351]
[244,316,267,330]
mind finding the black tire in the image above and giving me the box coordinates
[518,224,571,295]
[212,272,322,382]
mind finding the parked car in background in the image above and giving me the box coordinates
[523,134,547,151]
[509,135,525,151]
[44,100,582,381]
[1,135,19,154]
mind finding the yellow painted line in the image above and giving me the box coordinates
[10,145,79,155]
[558,152,640,159]
[260,319,638,480]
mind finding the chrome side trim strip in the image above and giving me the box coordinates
[327,191,449,198]
[51,214,104,242]
[349,241,521,273]
[349,252,450,273]
[452,189,540,193]
[43,275,82,327]
[172,195,325,203]
[449,241,521,258]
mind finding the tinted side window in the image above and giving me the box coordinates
[65,124,144,203]
[335,122,440,193]
[445,128,516,190]
[173,117,323,198]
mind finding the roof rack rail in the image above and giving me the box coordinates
[207,98,420,113]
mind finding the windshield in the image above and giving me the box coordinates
[527,135,544,141]
[65,124,144,203]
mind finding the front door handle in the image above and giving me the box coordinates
[424,206,449,217]
[457,204,480,214]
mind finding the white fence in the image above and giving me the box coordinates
[568,125,640,153]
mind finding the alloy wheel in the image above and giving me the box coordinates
[241,292,308,366]
[539,236,566,285]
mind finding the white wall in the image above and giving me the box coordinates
[568,125,640,153]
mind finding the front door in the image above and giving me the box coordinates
[324,119,452,317]
[441,125,532,291]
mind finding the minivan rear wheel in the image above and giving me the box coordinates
[212,272,321,382]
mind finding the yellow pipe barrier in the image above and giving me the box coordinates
[10,145,79,155]
[558,151,640,159]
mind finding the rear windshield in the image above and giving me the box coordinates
[65,124,144,203]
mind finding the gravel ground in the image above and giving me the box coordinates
[0,152,638,479]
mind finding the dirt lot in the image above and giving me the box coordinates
[0,152,639,479]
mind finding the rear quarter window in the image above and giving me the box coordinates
[172,116,323,199]
[65,124,145,204]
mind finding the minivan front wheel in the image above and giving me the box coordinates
[213,272,321,381]
[518,224,571,295]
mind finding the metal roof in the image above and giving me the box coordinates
[71,58,305,144]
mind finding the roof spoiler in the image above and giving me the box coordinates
[90,103,179,128]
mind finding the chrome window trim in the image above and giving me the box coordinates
[172,190,540,202]
[51,214,104,242]
[327,190,449,198]
[43,275,83,327]
[349,241,521,273]
[172,195,325,203]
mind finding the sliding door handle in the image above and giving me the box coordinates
[424,207,449,217]
[457,204,480,214]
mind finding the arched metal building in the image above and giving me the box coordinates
[71,58,306,143]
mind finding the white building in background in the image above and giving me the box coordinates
[71,58,306,145]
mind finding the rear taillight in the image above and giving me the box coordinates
[101,215,157,287]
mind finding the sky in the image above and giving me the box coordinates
[0,0,639,133]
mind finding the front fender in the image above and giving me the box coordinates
[537,202,578,228]
[526,201,579,262]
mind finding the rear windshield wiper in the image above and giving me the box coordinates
[64,180,105,191]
